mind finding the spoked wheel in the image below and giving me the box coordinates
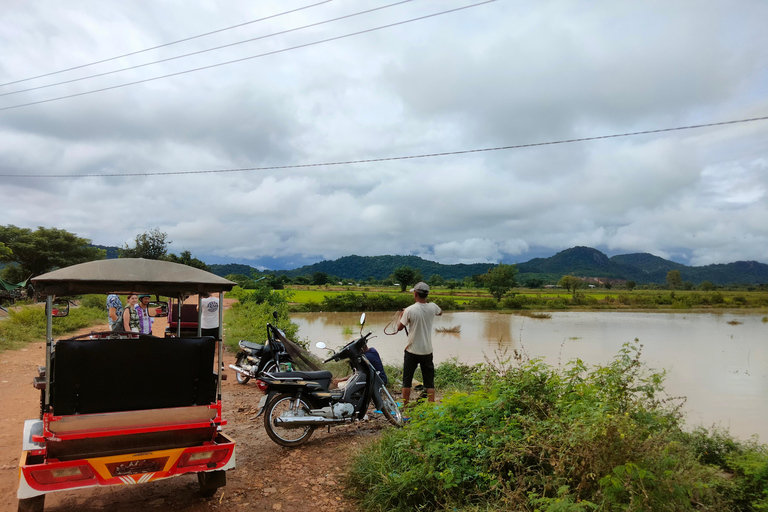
[378,384,404,427]
[234,354,250,385]
[262,361,278,375]
[263,393,315,447]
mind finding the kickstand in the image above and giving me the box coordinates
[327,425,331,433]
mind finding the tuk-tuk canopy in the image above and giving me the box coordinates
[32,258,236,296]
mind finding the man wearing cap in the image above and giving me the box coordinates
[397,282,442,405]
[135,294,154,335]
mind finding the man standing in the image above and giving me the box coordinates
[397,282,442,405]
[106,293,123,331]
[135,295,154,335]
[200,292,220,339]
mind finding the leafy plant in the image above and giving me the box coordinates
[347,342,760,511]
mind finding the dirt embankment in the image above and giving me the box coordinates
[0,311,387,512]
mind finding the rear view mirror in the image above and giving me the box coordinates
[48,299,70,317]
[148,301,167,316]
[316,342,327,349]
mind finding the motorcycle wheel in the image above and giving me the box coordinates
[378,384,404,427]
[264,393,315,447]
[234,353,250,385]
[262,361,278,375]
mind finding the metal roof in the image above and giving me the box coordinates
[32,258,236,296]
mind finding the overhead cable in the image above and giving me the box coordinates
[0,0,332,88]
[0,0,414,98]
[2,115,765,178]
[0,1,495,112]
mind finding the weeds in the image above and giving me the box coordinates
[0,304,105,352]
[347,342,766,511]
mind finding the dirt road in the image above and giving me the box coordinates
[0,315,386,512]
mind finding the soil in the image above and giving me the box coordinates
[0,308,391,512]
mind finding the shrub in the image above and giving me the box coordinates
[466,297,498,310]
[347,343,760,512]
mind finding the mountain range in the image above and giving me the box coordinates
[207,247,768,286]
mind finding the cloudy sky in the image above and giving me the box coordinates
[1,0,766,270]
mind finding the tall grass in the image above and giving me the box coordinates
[0,304,106,352]
[347,343,768,511]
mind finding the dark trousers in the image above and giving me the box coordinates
[402,350,434,388]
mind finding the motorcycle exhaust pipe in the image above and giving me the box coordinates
[274,416,350,428]
[228,364,252,376]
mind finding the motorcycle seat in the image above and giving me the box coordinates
[271,370,333,381]
[239,341,266,355]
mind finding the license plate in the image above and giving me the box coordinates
[106,456,169,477]
[258,395,267,410]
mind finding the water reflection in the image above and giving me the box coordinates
[293,310,768,441]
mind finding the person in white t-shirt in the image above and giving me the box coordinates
[200,292,220,339]
[396,282,442,406]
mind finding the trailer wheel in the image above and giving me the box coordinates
[198,470,226,497]
[18,495,44,512]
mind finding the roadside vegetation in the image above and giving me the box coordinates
[347,344,768,512]
[229,284,768,313]
[0,295,106,351]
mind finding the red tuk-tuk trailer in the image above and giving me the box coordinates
[18,259,236,512]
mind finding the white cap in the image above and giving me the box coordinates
[410,282,429,293]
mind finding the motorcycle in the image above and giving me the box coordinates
[255,313,403,447]
[229,312,316,384]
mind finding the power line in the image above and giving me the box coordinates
[0,1,494,112]
[0,0,333,88]
[2,115,765,178]
[0,0,414,98]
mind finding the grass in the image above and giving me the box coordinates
[0,303,106,352]
[278,286,768,312]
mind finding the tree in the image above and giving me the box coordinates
[120,228,170,259]
[312,272,329,286]
[428,274,445,287]
[626,280,637,291]
[558,275,583,297]
[0,242,10,259]
[165,250,209,271]
[0,225,104,282]
[700,281,716,291]
[524,277,544,289]
[446,280,459,291]
[666,270,683,290]
[393,266,417,292]
[482,264,518,301]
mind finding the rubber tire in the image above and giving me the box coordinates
[18,495,45,512]
[262,361,278,375]
[263,393,315,447]
[234,354,250,385]
[198,470,226,497]
[378,384,404,427]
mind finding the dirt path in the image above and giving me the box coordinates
[0,311,388,512]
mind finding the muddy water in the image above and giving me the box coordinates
[294,310,768,441]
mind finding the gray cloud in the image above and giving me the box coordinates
[1,0,767,268]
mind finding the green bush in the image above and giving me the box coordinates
[466,297,498,310]
[224,292,303,351]
[80,294,109,310]
[347,343,762,511]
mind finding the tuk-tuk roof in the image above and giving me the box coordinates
[32,258,236,296]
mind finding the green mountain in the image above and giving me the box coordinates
[281,255,494,281]
[202,248,768,286]
[208,263,262,277]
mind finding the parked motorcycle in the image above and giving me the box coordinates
[255,313,403,447]
[229,312,318,384]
